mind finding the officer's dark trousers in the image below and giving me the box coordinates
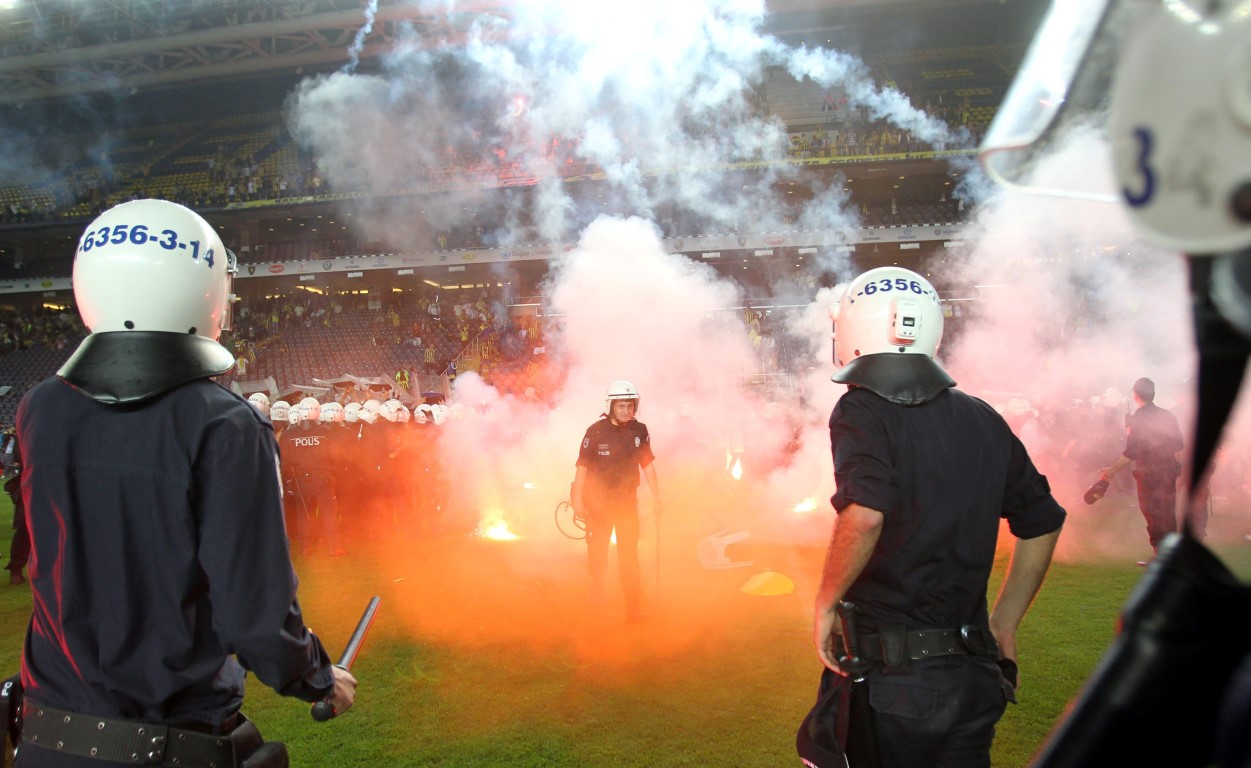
[1134,468,1178,553]
[292,472,340,554]
[850,656,1008,768]
[585,499,641,614]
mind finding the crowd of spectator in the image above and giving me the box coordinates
[216,286,553,397]
[0,66,997,233]
[0,1,321,58]
[0,308,86,355]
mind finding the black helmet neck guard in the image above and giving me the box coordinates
[832,353,955,406]
[59,331,236,405]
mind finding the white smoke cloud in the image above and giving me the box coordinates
[284,0,960,556]
[287,0,962,248]
[291,0,1248,566]
[411,213,853,587]
[344,0,381,74]
[940,123,1210,559]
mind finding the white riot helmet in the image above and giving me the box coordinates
[831,267,953,405]
[833,267,943,367]
[319,401,344,424]
[414,404,433,425]
[429,403,449,425]
[356,407,379,425]
[247,392,270,415]
[270,400,291,422]
[379,399,402,423]
[394,405,411,424]
[74,199,236,338]
[297,397,321,423]
[979,2,1251,257]
[361,399,384,414]
[605,380,640,414]
[287,407,302,426]
[343,402,362,424]
[59,199,238,403]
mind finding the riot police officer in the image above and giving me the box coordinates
[13,199,354,768]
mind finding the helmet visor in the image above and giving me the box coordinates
[978,0,1119,200]
[221,248,238,333]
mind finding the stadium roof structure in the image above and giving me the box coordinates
[0,0,1019,104]
[0,0,452,104]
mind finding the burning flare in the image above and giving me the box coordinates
[477,512,519,541]
[792,498,818,514]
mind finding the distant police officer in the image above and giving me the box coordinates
[571,380,662,622]
[4,432,26,586]
[282,398,344,557]
[14,199,354,768]
[802,267,1065,768]
[1100,377,1184,563]
[269,399,291,437]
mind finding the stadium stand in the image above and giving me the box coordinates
[0,1,1036,414]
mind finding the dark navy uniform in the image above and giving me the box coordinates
[5,439,27,584]
[378,420,413,534]
[323,422,363,542]
[349,420,389,539]
[410,419,446,538]
[576,416,654,615]
[280,421,341,555]
[827,386,1066,767]
[1123,401,1184,553]
[16,377,334,751]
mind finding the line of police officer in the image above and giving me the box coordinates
[246,393,452,553]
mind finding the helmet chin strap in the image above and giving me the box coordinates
[1187,254,1251,499]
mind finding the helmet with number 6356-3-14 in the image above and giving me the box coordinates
[833,267,943,366]
[74,199,236,339]
[59,199,240,404]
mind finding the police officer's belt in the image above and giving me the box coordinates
[21,701,260,767]
[858,627,999,662]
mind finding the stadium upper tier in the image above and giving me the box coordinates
[0,38,1013,227]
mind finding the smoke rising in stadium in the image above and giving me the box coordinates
[286,0,955,252]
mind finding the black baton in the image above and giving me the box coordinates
[837,600,881,767]
[836,600,870,680]
[312,596,381,722]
